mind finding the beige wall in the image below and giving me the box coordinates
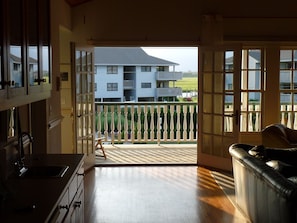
[68,0,297,45]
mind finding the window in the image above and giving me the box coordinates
[240,49,264,132]
[141,66,151,72]
[107,66,118,74]
[13,63,21,71]
[107,83,118,91]
[141,82,151,88]
[280,49,297,128]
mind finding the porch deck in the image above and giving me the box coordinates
[95,143,197,166]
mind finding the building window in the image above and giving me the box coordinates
[141,66,151,72]
[13,63,21,71]
[107,83,118,91]
[141,82,151,88]
[107,66,118,74]
[156,66,166,72]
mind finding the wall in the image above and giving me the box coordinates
[69,0,297,45]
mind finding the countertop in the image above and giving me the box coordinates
[0,154,84,223]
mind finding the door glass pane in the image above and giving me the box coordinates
[214,73,223,93]
[9,0,23,88]
[42,46,50,84]
[28,0,39,86]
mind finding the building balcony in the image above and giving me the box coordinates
[156,87,182,97]
[155,71,183,81]
[123,80,135,89]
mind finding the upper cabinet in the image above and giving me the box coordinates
[0,0,51,111]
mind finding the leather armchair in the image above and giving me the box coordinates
[261,124,297,148]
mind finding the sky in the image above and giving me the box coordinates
[141,47,198,72]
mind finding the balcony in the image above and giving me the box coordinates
[95,102,198,145]
[156,87,182,97]
[156,71,183,81]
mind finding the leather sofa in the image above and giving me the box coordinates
[262,123,297,148]
[229,143,297,223]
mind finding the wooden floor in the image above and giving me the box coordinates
[84,166,249,223]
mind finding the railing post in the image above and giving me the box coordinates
[117,105,122,142]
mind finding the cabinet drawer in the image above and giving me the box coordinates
[49,189,69,223]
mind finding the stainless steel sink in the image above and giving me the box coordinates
[20,165,69,178]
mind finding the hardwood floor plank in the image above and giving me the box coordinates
[84,166,249,223]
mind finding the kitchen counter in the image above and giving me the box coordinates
[0,154,84,223]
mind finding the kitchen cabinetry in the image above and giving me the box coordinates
[50,162,85,223]
[0,0,51,111]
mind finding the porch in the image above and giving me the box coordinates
[95,143,197,165]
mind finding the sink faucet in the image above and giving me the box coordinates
[15,132,33,176]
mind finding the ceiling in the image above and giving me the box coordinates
[65,0,91,7]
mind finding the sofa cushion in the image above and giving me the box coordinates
[266,160,297,178]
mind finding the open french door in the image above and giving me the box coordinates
[198,46,241,171]
[71,43,95,170]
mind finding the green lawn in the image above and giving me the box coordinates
[170,77,198,92]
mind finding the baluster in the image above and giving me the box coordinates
[150,106,155,141]
[189,105,194,140]
[104,105,109,140]
[287,105,292,128]
[157,105,161,145]
[176,105,181,142]
[110,105,115,145]
[144,105,148,142]
[163,105,168,142]
[294,105,297,129]
[131,105,135,143]
[281,105,286,125]
[254,105,260,131]
[137,106,142,141]
[248,105,254,132]
[170,105,175,141]
[124,105,128,142]
[117,105,121,142]
[97,105,102,138]
[183,105,187,141]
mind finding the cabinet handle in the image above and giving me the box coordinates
[74,201,82,207]
[59,205,69,210]
[77,173,85,176]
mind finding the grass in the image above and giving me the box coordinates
[170,77,198,92]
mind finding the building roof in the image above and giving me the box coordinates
[94,47,179,66]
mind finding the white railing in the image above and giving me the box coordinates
[95,102,198,145]
[156,87,182,97]
[280,104,297,129]
[155,71,183,81]
[225,103,297,132]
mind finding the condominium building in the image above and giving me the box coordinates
[94,47,183,102]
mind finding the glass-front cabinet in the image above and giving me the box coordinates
[0,0,51,111]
